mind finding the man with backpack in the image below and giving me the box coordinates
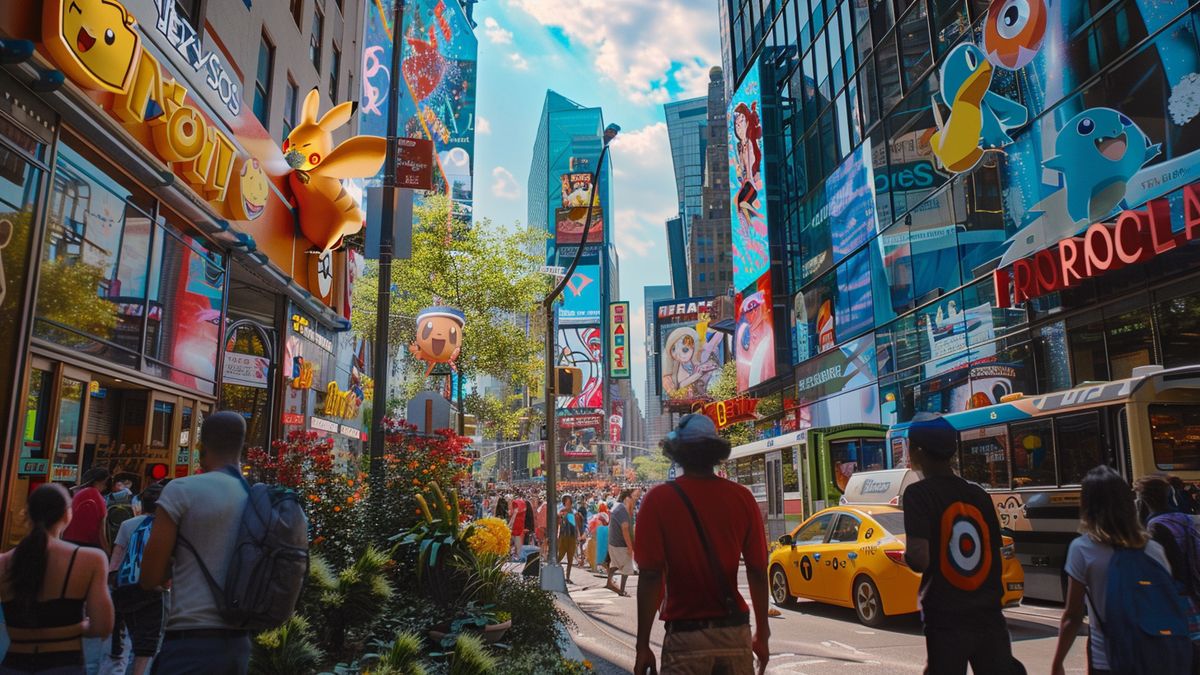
[902,414,1021,674]
[140,411,308,675]
[1136,475,1200,672]
[106,483,166,675]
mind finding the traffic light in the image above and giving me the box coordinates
[555,367,582,396]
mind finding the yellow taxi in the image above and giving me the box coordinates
[768,470,1024,626]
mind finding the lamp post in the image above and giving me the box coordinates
[542,123,619,592]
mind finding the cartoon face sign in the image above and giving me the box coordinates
[43,0,142,94]
[409,307,465,375]
[227,156,269,221]
[983,0,1048,70]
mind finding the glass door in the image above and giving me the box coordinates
[174,402,195,478]
[5,359,56,547]
[765,450,786,541]
[50,367,91,485]
[144,393,177,483]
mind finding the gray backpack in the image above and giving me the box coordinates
[180,469,309,631]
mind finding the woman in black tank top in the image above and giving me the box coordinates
[0,484,114,674]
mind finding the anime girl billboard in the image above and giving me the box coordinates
[728,65,770,292]
[735,275,777,392]
[654,298,724,409]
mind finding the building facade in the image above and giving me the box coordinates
[690,66,734,298]
[717,0,1200,453]
[664,97,708,252]
[642,284,674,445]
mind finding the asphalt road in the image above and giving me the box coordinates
[557,566,1089,674]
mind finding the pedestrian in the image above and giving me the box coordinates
[138,411,253,674]
[557,495,579,584]
[1137,475,1200,671]
[64,467,111,549]
[0,483,114,673]
[634,414,769,675]
[535,498,549,557]
[606,488,637,597]
[496,494,509,521]
[525,494,537,546]
[589,503,610,572]
[104,482,166,675]
[902,414,1021,675]
[509,495,526,558]
[576,500,589,567]
[1052,466,1193,674]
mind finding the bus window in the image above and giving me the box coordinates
[959,425,1009,489]
[1149,404,1200,471]
[1056,411,1107,485]
[1011,419,1057,488]
[830,439,887,492]
[782,447,800,492]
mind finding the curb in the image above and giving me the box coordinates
[553,591,587,661]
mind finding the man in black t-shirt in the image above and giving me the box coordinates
[902,414,1020,675]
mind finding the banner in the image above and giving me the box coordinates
[729,61,770,291]
[735,273,777,391]
[654,298,723,409]
[556,326,603,409]
[609,302,630,379]
[559,265,601,324]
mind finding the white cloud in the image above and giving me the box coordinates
[491,166,521,200]
[608,122,676,260]
[508,0,720,104]
[483,17,513,45]
[613,209,657,257]
[508,52,530,71]
[476,115,492,135]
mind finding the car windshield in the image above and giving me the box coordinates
[871,512,905,535]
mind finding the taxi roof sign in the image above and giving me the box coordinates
[840,469,921,507]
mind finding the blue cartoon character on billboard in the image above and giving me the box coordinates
[1044,108,1161,222]
[931,43,1029,173]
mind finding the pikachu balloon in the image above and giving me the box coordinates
[283,89,386,252]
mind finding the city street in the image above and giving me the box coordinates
[560,567,1088,674]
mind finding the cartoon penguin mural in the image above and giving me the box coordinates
[930,43,1029,173]
[1044,108,1162,223]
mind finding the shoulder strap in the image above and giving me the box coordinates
[176,533,226,604]
[60,546,81,598]
[667,481,741,617]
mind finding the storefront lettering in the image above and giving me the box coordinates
[657,300,712,320]
[150,0,241,117]
[995,183,1200,307]
[696,397,760,430]
[310,416,339,433]
[321,382,362,420]
[291,360,314,390]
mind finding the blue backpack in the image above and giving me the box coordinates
[115,515,155,588]
[1096,547,1193,674]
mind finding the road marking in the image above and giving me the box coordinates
[854,630,875,635]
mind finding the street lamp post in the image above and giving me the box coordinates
[542,123,619,592]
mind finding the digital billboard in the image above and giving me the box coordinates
[729,62,770,291]
[561,172,599,208]
[554,207,605,245]
[558,413,603,460]
[558,265,601,324]
[609,302,630,380]
[360,0,478,219]
[556,326,603,410]
[654,298,723,409]
[735,274,776,391]
[829,140,877,261]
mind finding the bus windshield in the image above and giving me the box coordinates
[1150,404,1200,470]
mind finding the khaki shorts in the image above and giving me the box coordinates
[608,544,635,575]
[661,624,753,674]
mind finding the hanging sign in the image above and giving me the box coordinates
[395,137,435,190]
[608,301,630,379]
[697,398,761,430]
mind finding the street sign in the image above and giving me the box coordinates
[539,265,567,276]
[395,137,435,190]
[608,301,630,379]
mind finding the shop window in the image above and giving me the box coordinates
[898,1,932,90]
[1157,290,1200,369]
[0,135,42,417]
[1011,419,1056,488]
[959,425,1009,490]
[1056,411,1108,485]
[1150,404,1200,471]
[1067,313,1108,385]
[51,378,86,485]
[20,368,54,465]
[782,446,800,492]
[150,400,175,452]
[1105,305,1152,380]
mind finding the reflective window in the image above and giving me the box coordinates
[959,425,1009,489]
[1011,419,1056,488]
[1056,412,1108,485]
[793,512,835,544]
[1151,405,1200,472]
[782,446,800,492]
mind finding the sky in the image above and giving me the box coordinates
[469,0,723,410]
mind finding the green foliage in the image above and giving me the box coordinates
[305,547,396,657]
[463,391,528,441]
[397,482,476,606]
[448,633,497,675]
[372,631,428,675]
[250,615,324,675]
[632,453,672,482]
[492,576,572,650]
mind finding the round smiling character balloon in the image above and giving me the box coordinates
[410,306,465,376]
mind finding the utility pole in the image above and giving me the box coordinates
[542,123,619,592]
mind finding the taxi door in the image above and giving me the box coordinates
[819,513,864,606]
[784,512,836,601]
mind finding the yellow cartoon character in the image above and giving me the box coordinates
[283,89,386,252]
[409,306,464,377]
[227,155,269,221]
[43,0,142,94]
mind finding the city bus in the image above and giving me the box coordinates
[727,423,889,541]
[888,364,1200,602]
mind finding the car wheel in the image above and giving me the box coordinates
[770,564,795,606]
[853,575,885,627]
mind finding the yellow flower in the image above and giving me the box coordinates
[467,517,512,557]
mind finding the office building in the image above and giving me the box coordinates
[642,284,675,445]
[690,66,734,298]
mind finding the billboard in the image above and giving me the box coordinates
[558,413,603,460]
[609,301,631,379]
[556,326,603,410]
[735,273,777,391]
[360,0,478,219]
[729,61,770,291]
[561,172,599,208]
[654,298,723,408]
[555,207,605,245]
[829,140,877,261]
[559,265,601,324]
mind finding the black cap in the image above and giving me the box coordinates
[908,413,957,460]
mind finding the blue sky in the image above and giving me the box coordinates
[469,0,722,408]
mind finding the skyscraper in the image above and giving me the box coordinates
[689,67,733,298]
[664,97,708,286]
[642,284,674,446]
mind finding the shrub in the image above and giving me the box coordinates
[304,547,396,657]
[249,615,324,675]
[492,576,571,650]
[448,634,497,675]
[372,631,428,675]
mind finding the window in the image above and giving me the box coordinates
[310,8,324,70]
[829,514,861,543]
[1011,419,1056,488]
[1055,412,1108,485]
[329,44,341,101]
[782,447,800,492]
[254,33,274,125]
[1150,405,1200,471]
[830,438,887,490]
[283,77,298,139]
[290,0,303,28]
[793,513,835,545]
[871,512,906,536]
[958,425,1009,489]
[175,0,202,30]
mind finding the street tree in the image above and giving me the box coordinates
[707,361,781,447]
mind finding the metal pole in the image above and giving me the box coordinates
[543,125,618,590]
[370,0,406,495]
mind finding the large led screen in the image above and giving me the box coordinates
[729,63,770,292]
[829,140,877,261]
[555,207,605,245]
[556,326,603,410]
[735,274,777,391]
[361,0,478,219]
[558,264,601,324]
[654,298,723,408]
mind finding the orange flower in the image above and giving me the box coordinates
[334,506,342,512]
[346,496,354,504]
[346,478,354,486]
[412,478,421,485]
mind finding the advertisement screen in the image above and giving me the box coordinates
[555,207,605,245]
[360,0,478,219]
[795,334,878,406]
[829,139,877,261]
[558,413,603,460]
[729,62,770,291]
[558,264,601,324]
[556,326,603,410]
[735,274,777,391]
[654,298,723,408]
[561,172,598,208]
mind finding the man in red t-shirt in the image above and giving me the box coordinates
[63,466,110,548]
[634,414,769,675]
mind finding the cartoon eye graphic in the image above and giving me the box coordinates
[997,0,1029,39]
[421,322,433,339]
[983,0,1047,70]
[449,328,458,344]
[104,29,116,46]
[308,152,321,165]
[282,139,290,152]
[965,48,978,71]
[1077,118,1095,135]
[1119,113,1133,126]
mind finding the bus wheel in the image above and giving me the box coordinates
[770,565,795,606]
[853,575,885,627]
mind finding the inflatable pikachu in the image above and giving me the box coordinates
[283,89,387,252]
